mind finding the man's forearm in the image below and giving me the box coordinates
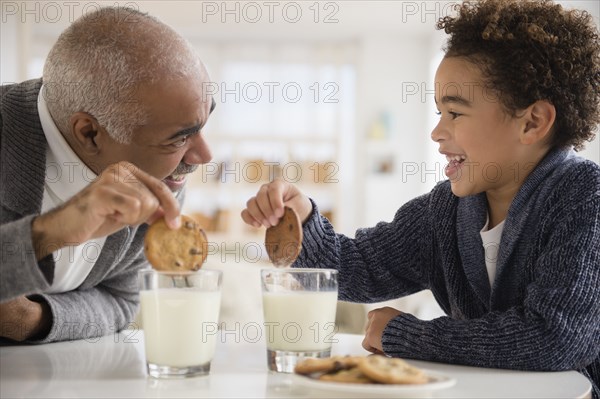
[31,212,66,261]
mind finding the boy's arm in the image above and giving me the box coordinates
[294,192,440,304]
[381,196,600,371]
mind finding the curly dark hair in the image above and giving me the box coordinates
[437,0,600,151]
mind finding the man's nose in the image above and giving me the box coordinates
[183,134,212,165]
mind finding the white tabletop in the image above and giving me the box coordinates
[0,331,591,398]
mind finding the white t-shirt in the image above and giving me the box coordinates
[38,87,107,293]
[480,216,505,289]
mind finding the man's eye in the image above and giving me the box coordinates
[171,137,188,148]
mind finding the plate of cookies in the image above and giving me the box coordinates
[292,355,455,396]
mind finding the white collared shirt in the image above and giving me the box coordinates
[38,86,107,294]
[480,216,505,289]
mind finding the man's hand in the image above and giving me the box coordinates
[362,306,402,354]
[31,161,181,260]
[0,296,52,341]
[241,177,313,228]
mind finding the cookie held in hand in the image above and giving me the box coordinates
[265,206,302,267]
[144,215,208,271]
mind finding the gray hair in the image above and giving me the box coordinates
[42,7,204,143]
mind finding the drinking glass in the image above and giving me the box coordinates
[139,269,222,378]
[261,268,338,373]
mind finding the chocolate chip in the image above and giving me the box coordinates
[184,221,194,229]
[190,248,201,255]
[175,261,182,267]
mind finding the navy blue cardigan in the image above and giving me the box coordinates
[296,148,600,397]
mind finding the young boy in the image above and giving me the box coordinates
[242,0,599,396]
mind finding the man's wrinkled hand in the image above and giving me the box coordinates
[31,161,181,260]
[362,306,402,355]
[0,296,51,341]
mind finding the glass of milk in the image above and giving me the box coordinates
[261,268,338,373]
[139,269,222,378]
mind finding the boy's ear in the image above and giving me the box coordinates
[69,112,104,155]
[520,100,556,145]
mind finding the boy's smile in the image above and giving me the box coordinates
[431,56,553,226]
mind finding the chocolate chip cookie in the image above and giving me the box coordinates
[144,215,208,271]
[265,206,302,267]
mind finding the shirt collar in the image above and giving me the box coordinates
[38,85,98,202]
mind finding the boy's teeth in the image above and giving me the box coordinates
[445,155,466,162]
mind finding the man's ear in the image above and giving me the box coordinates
[520,100,556,146]
[69,112,103,155]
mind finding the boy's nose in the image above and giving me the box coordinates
[430,121,447,142]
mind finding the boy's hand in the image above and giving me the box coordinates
[31,161,181,260]
[241,178,312,228]
[362,306,402,354]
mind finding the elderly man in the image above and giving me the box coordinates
[0,7,214,342]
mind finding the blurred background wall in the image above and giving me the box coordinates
[2,0,598,330]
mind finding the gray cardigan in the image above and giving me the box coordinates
[297,147,600,397]
[0,79,149,343]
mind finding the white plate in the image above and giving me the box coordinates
[291,370,456,397]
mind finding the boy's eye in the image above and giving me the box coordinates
[436,110,461,119]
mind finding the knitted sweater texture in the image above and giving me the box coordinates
[0,79,150,343]
[297,147,600,397]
